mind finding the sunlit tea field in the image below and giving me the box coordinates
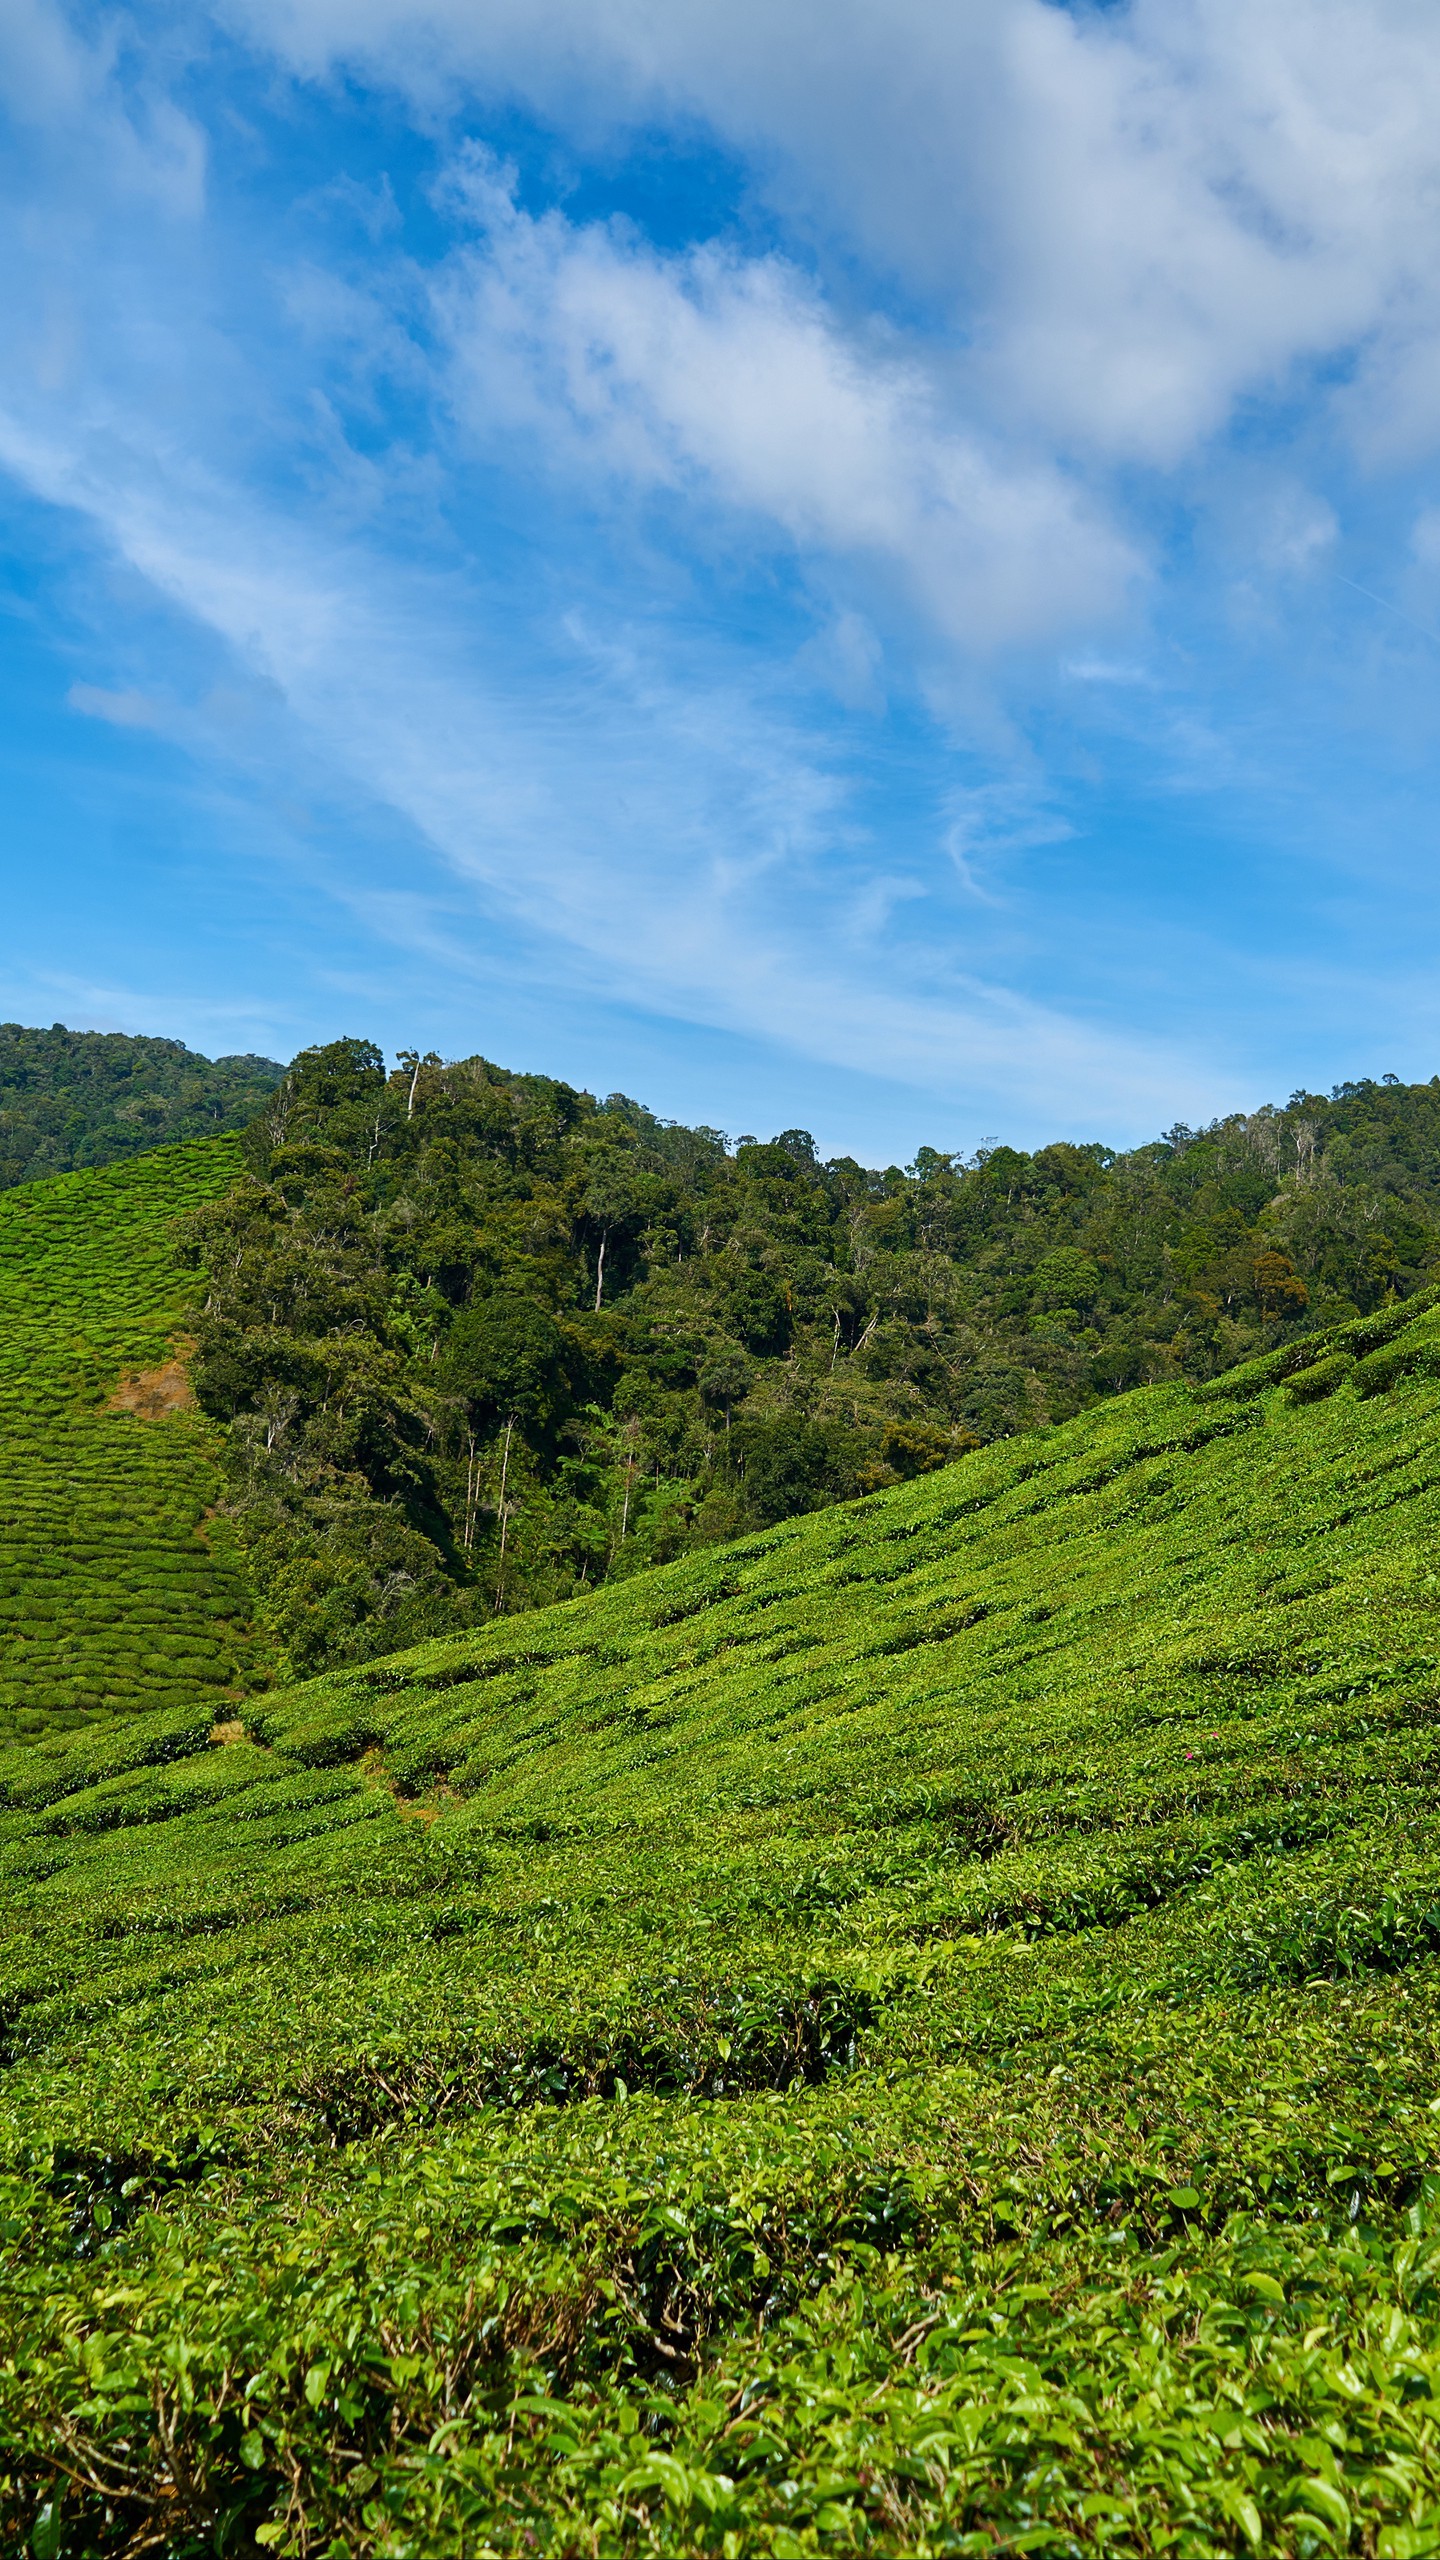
[6,1291,1440,2554]
[0,1141,263,1743]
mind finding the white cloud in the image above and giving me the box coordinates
[1411,509,1440,571]
[1258,492,1338,577]
[972,0,1440,463]
[434,153,1136,654]
[0,389,1204,1123]
[4,0,1428,1140]
[0,964,292,1056]
[1063,656,1159,689]
[0,0,205,210]
[942,781,1073,905]
[66,681,165,727]
[0,0,98,125]
[792,610,886,716]
[225,0,1440,470]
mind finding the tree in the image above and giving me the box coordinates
[730,1413,853,1525]
[441,1296,574,1441]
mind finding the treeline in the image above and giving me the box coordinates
[0,1023,283,1190]
[177,1040,1440,1677]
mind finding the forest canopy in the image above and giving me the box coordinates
[177,1039,1440,1677]
[0,1022,283,1190]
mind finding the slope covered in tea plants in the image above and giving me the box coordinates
[7,1289,1440,2553]
[0,1141,265,1742]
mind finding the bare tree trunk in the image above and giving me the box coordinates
[594,1231,607,1312]
[495,1415,514,1606]
[463,1432,479,1554]
[407,1059,421,1119]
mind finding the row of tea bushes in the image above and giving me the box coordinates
[9,1317,1440,2547]
[0,1141,264,1741]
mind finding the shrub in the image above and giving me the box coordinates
[1284,1349,1355,1401]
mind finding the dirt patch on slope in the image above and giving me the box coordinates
[106,1350,197,1419]
[359,1744,451,1823]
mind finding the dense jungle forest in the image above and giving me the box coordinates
[0,1022,283,1190]
[175,1037,1440,1675]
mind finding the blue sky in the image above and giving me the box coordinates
[5,1,1440,1160]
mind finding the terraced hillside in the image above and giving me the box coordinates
[0,1141,265,1742]
[8,1289,1440,2553]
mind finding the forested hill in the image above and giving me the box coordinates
[179,1039,1440,1675]
[0,1022,283,1189]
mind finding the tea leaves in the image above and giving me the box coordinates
[0,1141,266,1743]
[6,1324,1440,2546]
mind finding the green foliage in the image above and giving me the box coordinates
[1284,1349,1355,1401]
[11,1328,1440,2545]
[1353,1319,1440,1397]
[179,1047,1440,1676]
[0,1022,282,1189]
[441,1296,580,1439]
[0,1141,266,1742]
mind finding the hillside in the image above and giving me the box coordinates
[7,1289,1440,2549]
[0,1022,283,1190]
[181,1038,1440,1677]
[0,1141,266,1743]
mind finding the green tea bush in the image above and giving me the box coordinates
[0,1142,265,1742]
[1284,1349,1356,1400]
[1353,1321,1440,1396]
[13,1350,1440,2548]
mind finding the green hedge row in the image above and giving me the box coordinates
[0,1141,265,1741]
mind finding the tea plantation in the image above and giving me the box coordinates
[0,1140,265,1742]
[8,1288,1440,2555]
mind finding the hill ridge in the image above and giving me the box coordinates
[0,1019,282,1190]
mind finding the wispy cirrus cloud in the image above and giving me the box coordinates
[1,0,1439,1146]
[0,371,1202,1126]
[0,5,1198,1134]
[66,681,165,728]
